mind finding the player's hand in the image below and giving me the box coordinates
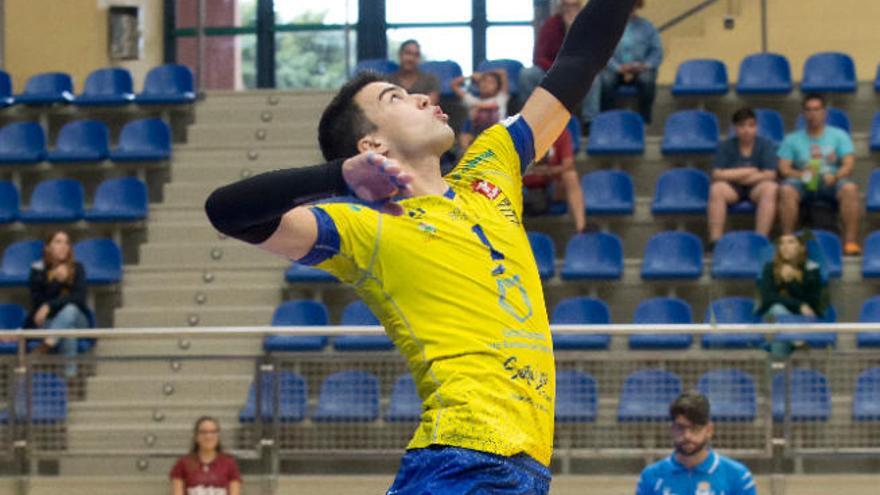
[342,152,414,216]
[822,174,837,187]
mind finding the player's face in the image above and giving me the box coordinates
[734,118,757,144]
[355,82,455,159]
[803,99,826,128]
[671,416,712,457]
[195,419,220,452]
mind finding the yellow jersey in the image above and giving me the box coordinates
[308,116,555,465]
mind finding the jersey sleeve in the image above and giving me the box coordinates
[735,468,757,495]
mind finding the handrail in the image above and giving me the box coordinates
[657,0,722,33]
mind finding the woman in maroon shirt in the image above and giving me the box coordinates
[170,417,241,495]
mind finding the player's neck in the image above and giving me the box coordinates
[398,156,447,197]
[675,447,710,469]
[198,450,217,463]
[807,123,825,137]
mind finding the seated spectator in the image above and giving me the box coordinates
[26,230,89,378]
[778,93,861,254]
[388,39,440,105]
[599,0,663,124]
[519,0,599,131]
[171,416,241,495]
[756,234,827,322]
[708,108,778,250]
[451,70,509,150]
[523,127,586,232]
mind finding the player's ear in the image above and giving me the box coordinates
[357,135,389,155]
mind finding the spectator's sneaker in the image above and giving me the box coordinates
[844,242,862,256]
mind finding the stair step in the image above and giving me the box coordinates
[113,306,276,328]
[122,284,280,307]
[94,359,255,377]
[187,124,317,148]
[122,267,284,288]
[94,335,264,355]
[138,242,285,268]
[84,375,252,402]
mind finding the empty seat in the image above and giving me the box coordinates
[617,369,682,422]
[0,122,46,164]
[773,327,837,349]
[868,169,880,212]
[109,118,172,162]
[264,300,330,352]
[239,371,307,423]
[15,72,74,105]
[702,297,764,349]
[333,301,393,352]
[651,168,709,215]
[555,370,598,422]
[85,177,148,222]
[801,52,857,93]
[477,59,524,96]
[697,369,757,422]
[581,170,635,215]
[19,179,84,223]
[807,230,842,279]
[796,108,850,134]
[135,64,196,104]
[711,231,771,279]
[736,53,793,95]
[551,297,611,350]
[418,61,463,98]
[284,263,338,283]
[355,58,399,75]
[73,238,123,285]
[560,232,623,280]
[0,372,68,424]
[861,231,880,278]
[661,110,719,155]
[876,64,880,93]
[630,297,693,350]
[728,108,784,144]
[385,374,421,423]
[75,67,135,106]
[0,71,12,106]
[772,369,831,422]
[586,110,645,156]
[671,59,728,96]
[47,120,110,162]
[0,303,25,354]
[312,370,380,422]
[857,296,880,348]
[0,181,19,223]
[853,367,880,422]
[641,232,703,280]
[340,300,379,326]
[871,112,880,153]
[527,232,555,280]
[0,240,43,287]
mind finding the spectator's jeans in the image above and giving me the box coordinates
[763,303,794,322]
[599,68,657,124]
[519,66,601,124]
[43,304,88,378]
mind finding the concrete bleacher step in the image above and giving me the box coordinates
[114,306,276,328]
[94,359,255,377]
[122,284,281,308]
[94,335,264,356]
[147,222,227,243]
[138,241,286,268]
[57,460,176,478]
[122,266,284,288]
[201,89,334,108]
[66,422,229,453]
[172,145,323,166]
[84,375,252,402]
[187,123,318,148]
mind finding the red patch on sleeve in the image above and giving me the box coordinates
[471,180,501,200]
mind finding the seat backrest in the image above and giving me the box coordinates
[0,181,19,215]
[0,303,26,329]
[802,52,855,85]
[855,367,880,400]
[142,64,195,95]
[83,68,134,96]
[477,59,524,94]
[0,71,11,97]
[621,369,682,403]
[588,110,644,149]
[697,369,757,412]
[527,232,555,274]
[552,297,610,324]
[868,169,880,206]
[738,52,792,87]
[272,300,329,326]
[643,231,703,270]
[92,177,148,213]
[747,108,785,143]
[54,120,110,153]
[871,112,880,148]
[634,297,693,324]
[317,370,380,412]
[675,59,727,87]
[713,231,771,267]
[664,110,719,143]
[389,373,420,410]
[13,372,68,421]
[555,370,598,411]
[118,118,172,152]
[340,300,379,326]
[772,368,830,409]
[1,240,43,276]
[0,122,46,155]
[23,72,73,95]
[247,371,307,417]
[705,297,758,324]
[355,58,399,75]
[73,238,122,281]
[29,179,84,212]
[795,108,850,134]
[654,168,709,202]
[564,232,623,270]
[859,296,880,322]
[581,170,634,205]
[418,60,463,97]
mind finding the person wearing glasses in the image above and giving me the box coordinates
[170,417,241,495]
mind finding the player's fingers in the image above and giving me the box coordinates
[380,202,405,216]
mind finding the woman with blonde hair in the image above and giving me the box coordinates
[756,234,826,321]
[170,416,241,495]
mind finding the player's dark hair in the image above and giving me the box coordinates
[802,92,826,109]
[732,107,756,125]
[318,72,383,161]
[399,39,420,55]
[670,391,711,426]
[190,416,224,454]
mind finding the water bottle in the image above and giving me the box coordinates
[803,158,821,192]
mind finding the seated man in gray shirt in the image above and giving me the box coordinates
[388,39,441,105]
[708,108,779,250]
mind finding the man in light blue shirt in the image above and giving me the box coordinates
[777,93,861,255]
[635,392,757,495]
[599,0,663,123]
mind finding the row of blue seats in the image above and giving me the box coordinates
[0,65,195,107]
[239,367,880,424]
[0,119,171,164]
[0,238,122,286]
[0,177,148,224]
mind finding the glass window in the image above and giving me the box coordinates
[486,26,534,67]
[175,0,256,28]
[487,0,533,22]
[275,0,358,25]
[387,28,473,74]
[176,35,257,90]
[275,31,357,89]
[386,0,471,24]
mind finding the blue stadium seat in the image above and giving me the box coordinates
[238,371,307,423]
[560,232,623,280]
[477,59,524,96]
[857,296,880,348]
[586,110,645,156]
[555,370,598,422]
[284,263,338,283]
[385,374,421,423]
[527,232,555,280]
[641,232,703,280]
[551,297,611,351]
[868,169,880,212]
[85,177,148,222]
[19,179,84,223]
[796,108,850,134]
[109,118,172,162]
[312,370,380,422]
[711,231,771,279]
[0,71,12,107]
[801,52,857,94]
[617,369,682,422]
[651,168,709,215]
[15,72,74,105]
[861,231,880,278]
[871,113,880,153]
[661,110,719,155]
[264,300,330,352]
[581,170,635,215]
[702,297,764,349]
[355,58,399,75]
[0,181,19,223]
[340,300,379,326]
[73,238,123,285]
[728,108,784,144]
[75,68,135,106]
[671,59,728,96]
[807,230,842,279]
[773,318,837,348]
[0,304,25,354]
[333,301,393,352]
[0,373,68,424]
[853,367,880,422]
[135,64,196,104]
[630,297,694,350]
[566,117,582,154]
[47,120,110,162]
[0,240,42,287]
[876,65,880,93]
[772,369,831,422]
[736,53,793,95]
[697,369,757,422]
[0,122,46,164]
[418,61,463,98]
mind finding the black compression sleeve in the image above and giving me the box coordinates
[539,0,636,114]
[205,160,348,244]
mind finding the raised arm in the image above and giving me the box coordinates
[520,0,636,160]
